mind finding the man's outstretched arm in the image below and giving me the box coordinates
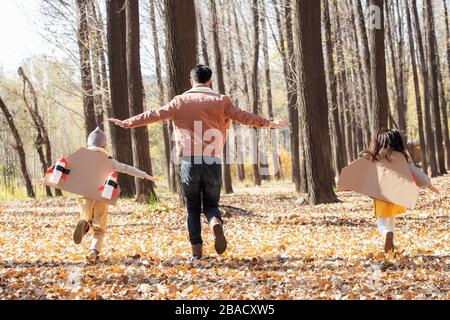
[109,99,178,129]
[224,98,288,129]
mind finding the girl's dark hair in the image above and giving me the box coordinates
[361,128,412,163]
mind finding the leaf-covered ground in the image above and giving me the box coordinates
[0,176,449,300]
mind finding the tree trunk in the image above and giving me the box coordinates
[87,0,105,131]
[209,0,233,194]
[444,0,450,95]
[232,2,250,181]
[250,0,262,186]
[18,67,53,197]
[125,0,158,203]
[273,0,302,191]
[442,0,450,169]
[232,2,251,112]
[322,0,345,175]
[385,4,406,136]
[411,0,437,177]
[161,2,177,192]
[405,0,427,172]
[149,0,172,191]
[368,0,389,134]
[164,0,198,204]
[434,37,450,171]
[261,0,280,180]
[0,96,35,198]
[292,0,337,204]
[355,0,373,126]
[345,0,370,148]
[164,0,197,98]
[197,7,210,66]
[76,0,97,137]
[332,0,353,163]
[424,0,447,175]
[91,0,112,146]
[256,1,269,182]
[225,3,245,182]
[106,0,136,196]
[395,0,407,137]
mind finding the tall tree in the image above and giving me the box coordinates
[89,0,111,135]
[231,1,251,182]
[261,0,280,180]
[18,67,53,197]
[250,0,262,186]
[332,0,353,163]
[444,0,450,95]
[322,0,346,175]
[225,1,245,182]
[435,46,450,170]
[345,0,370,148]
[405,0,427,172]
[272,0,302,191]
[125,0,158,202]
[87,0,105,131]
[209,0,233,194]
[292,0,337,204]
[149,0,173,191]
[385,3,406,135]
[197,6,210,66]
[164,0,197,97]
[106,0,136,196]
[411,0,437,177]
[163,0,198,201]
[232,1,251,112]
[368,0,389,133]
[424,0,447,174]
[0,96,35,198]
[76,0,97,137]
[355,0,372,125]
[395,0,408,134]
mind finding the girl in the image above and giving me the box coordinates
[360,129,439,253]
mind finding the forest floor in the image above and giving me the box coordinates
[0,176,449,300]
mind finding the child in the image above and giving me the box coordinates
[36,127,157,263]
[360,129,439,253]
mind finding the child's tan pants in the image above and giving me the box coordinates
[77,197,108,252]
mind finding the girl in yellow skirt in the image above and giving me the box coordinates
[362,129,439,253]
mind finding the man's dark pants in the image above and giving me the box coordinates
[180,156,223,245]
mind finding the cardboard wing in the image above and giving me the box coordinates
[44,148,121,205]
[337,151,420,209]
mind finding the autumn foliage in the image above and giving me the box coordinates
[0,176,448,300]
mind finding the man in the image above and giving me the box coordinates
[109,65,288,259]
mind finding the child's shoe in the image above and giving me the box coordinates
[73,219,90,244]
[384,232,395,253]
[86,249,99,264]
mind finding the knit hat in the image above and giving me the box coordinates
[87,127,107,148]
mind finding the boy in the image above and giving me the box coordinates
[36,128,157,263]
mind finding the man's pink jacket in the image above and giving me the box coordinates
[123,86,271,157]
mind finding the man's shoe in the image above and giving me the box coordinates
[73,219,89,244]
[86,249,99,264]
[384,231,395,253]
[192,244,203,260]
[210,217,227,255]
